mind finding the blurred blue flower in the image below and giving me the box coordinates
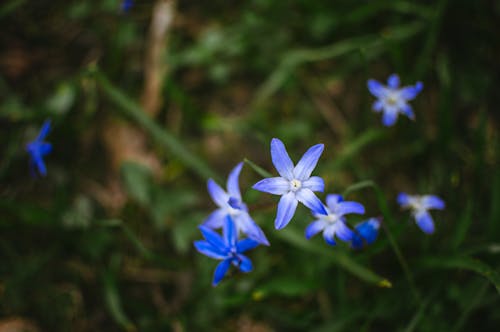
[121,0,134,12]
[350,218,381,249]
[26,119,52,177]
[398,193,445,234]
[305,194,364,246]
[194,216,259,286]
[253,138,327,230]
[367,74,423,126]
[204,162,269,245]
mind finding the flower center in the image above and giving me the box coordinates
[323,213,339,224]
[386,95,398,105]
[290,179,302,192]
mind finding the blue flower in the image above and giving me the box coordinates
[25,119,52,176]
[350,218,381,249]
[367,74,423,126]
[253,138,327,230]
[305,194,364,246]
[398,193,445,234]
[194,216,259,286]
[121,0,134,12]
[204,162,269,245]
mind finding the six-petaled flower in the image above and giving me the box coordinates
[398,193,445,234]
[204,162,269,245]
[253,138,327,230]
[351,218,381,249]
[194,216,259,286]
[367,74,423,126]
[305,194,365,246]
[26,119,53,177]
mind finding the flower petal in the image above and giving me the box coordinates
[296,188,327,215]
[367,79,385,98]
[207,179,229,207]
[400,82,423,100]
[372,100,384,112]
[355,218,380,245]
[293,144,324,180]
[275,192,298,230]
[397,192,410,207]
[326,194,343,210]
[37,119,52,141]
[199,225,226,250]
[415,210,435,234]
[302,176,324,192]
[32,153,47,176]
[335,221,354,242]
[212,259,231,286]
[223,216,237,248]
[271,138,294,180]
[252,177,290,195]
[336,201,365,216]
[237,254,253,273]
[382,110,398,126]
[401,104,415,120]
[227,162,243,200]
[422,195,445,210]
[203,209,227,229]
[194,240,226,259]
[350,234,364,249]
[38,142,52,155]
[237,238,260,253]
[387,74,400,89]
[323,225,337,246]
[304,220,327,239]
[237,213,270,246]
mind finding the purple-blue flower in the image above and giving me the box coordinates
[367,74,423,126]
[253,138,327,230]
[305,194,365,246]
[204,162,269,246]
[26,119,52,177]
[121,0,134,12]
[398,193,445,234]
[194,216,259,286]
[350,218,381,249]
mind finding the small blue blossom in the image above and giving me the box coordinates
[26,119,52,177]
[367,74,423,126]
[350,218,381,249]
[194,216,259,286]
[305,194,365,246]
[398,193,445,234]
[204,162,269,245]
[253,138,327,230]
[121,0,134,12]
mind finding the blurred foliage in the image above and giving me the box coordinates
[0,0,499,331]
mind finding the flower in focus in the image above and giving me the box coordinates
[367,74,423,126]
[398,193,445,234]
[305,194,365,246]
[204,162,269,245]
[350,218,381,249]
[25,119,52,177]
[194,216,259,286]
[253,138,327,230]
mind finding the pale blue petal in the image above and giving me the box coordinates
[387,74,400,89]
[367,79,385,98]
[302,176,324,192]
[382,110,398,126]
[207,179,229,207]
[237,213,270,246]
[199,225,226,250]
[223,216,237,248]
[304,220,327,239]
[237,254,253,273]
[213,259,231,286]
[401,104,415,120]
[397,192,410,207]
[415,210,435,234]
[275,192,298,229]
[372,100,384,112]
[236,238,260,253]
[296,188,327,215]
[293,144,324,180]
[400,82,423,100]
[194,240,227,259]
[422,195,445,210]
[335,221,354,242]
[252,177,290,195]
[336,201,365,216]
[37,119,52,141]
[226,162,243,200]
[271,138,294,180]
[203,209,227,229]
[323,225,337,246]
[326,194,343,210]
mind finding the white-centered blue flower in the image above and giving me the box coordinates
[398,192,445,234]
[305,194,365,246]
[350,218,381,249]
[204,162,269,246]
[253,138,327,230]
[367,74,423,126]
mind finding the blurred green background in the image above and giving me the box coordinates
[0,0,499,331]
